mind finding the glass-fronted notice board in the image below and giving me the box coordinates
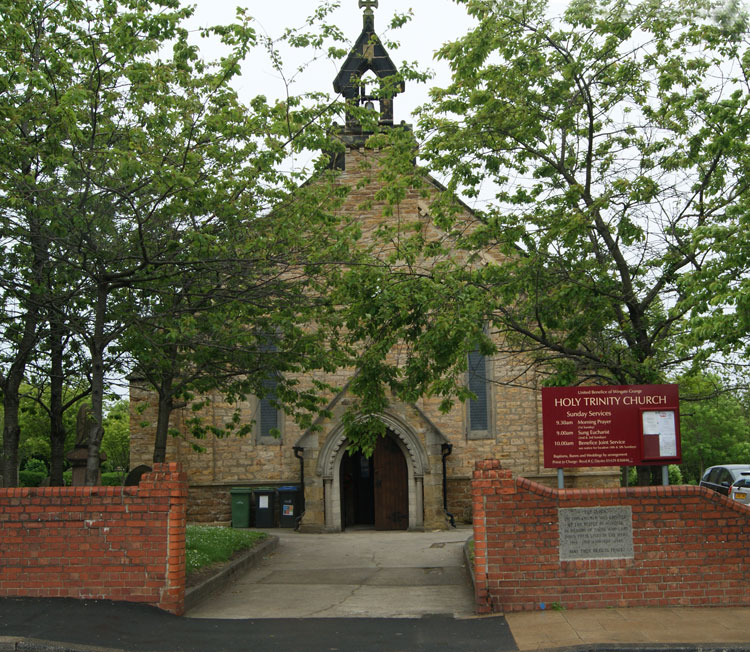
[641,409,679,461]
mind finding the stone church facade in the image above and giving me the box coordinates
[129,4,618,531]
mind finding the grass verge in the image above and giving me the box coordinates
[186,525,268,576]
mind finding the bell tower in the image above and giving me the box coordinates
[333,0,405,134]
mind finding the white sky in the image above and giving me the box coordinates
[184,0,480,123]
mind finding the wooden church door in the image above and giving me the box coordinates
[373,433,408,530]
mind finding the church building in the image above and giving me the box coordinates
[129,2,618,531]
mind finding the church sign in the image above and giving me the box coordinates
[542,384,681,468]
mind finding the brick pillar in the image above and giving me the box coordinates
[139,462,188,615]
[471,460,513,614]
[472,459,514,614]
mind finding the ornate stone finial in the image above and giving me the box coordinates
[359,0,378,16]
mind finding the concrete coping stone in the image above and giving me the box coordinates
[463,536,475,590]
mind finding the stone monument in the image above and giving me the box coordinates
[65,404,106,486]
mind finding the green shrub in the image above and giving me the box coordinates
[185,526,267,575]
[22,458,48,474]
[18,470,46,487]
[101,472,126,486]
[51,469,124,486]
[668,464,683,485]
[623,465,684,486]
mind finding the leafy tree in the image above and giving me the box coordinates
[101,400,130,473]
[0,0,189,484]
[339,0,750,464]
[678,373,750,483]
[122,179,357,463]
[326,0,750,477]
[0,383,86,474]
[0,0,355,484]
[414,0,750,383]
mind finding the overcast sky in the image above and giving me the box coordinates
[184,0,479,123]
[177,0,572,189]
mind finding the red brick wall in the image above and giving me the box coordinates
[0,463,187,615]
[472,459,750,614]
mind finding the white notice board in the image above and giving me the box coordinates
[641,409,678,460]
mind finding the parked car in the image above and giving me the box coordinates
[730,477,750,506]
[700,465,750,496]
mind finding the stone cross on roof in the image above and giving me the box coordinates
[359,0,378,15]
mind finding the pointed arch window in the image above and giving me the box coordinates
[256,344,283,445]
[259,379,279,439]
[467,348,494,439]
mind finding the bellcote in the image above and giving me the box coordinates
[333,0,405,132]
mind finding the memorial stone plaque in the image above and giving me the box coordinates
[558,506,634,561]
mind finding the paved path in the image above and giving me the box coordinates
[506,606,750,650]
[187,526,476,619]
[186,526,750,650]
[2,525,750,651]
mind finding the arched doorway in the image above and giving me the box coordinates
[340,431,409,530]
[318,413,427,531]
[340,448,374,527]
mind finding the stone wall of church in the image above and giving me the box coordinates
[128,143,619,527]
[130,380,322,524]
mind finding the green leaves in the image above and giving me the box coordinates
[329,0,750,450]
[407,0,750,386]
[0,0,366,475]
[677,372,750,483]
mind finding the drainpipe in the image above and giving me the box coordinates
[292,446,305,528]
[441,443,456,528]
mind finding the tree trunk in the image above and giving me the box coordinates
[1,309,40,487]
[2,410,21,488]
[85,283,108,485]
[152,346,178,464]
[48,325,66,486]
[1,360,24,486]
[153,390,174,464]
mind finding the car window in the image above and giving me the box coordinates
[708,468,724,484]
[717,469,733,486]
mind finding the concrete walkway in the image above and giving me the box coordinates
[2,524,750,650]
[185,526,750,651]
[186,526,476,619]
[506,606,750,650]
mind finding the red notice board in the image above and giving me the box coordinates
[542,384,681,468]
